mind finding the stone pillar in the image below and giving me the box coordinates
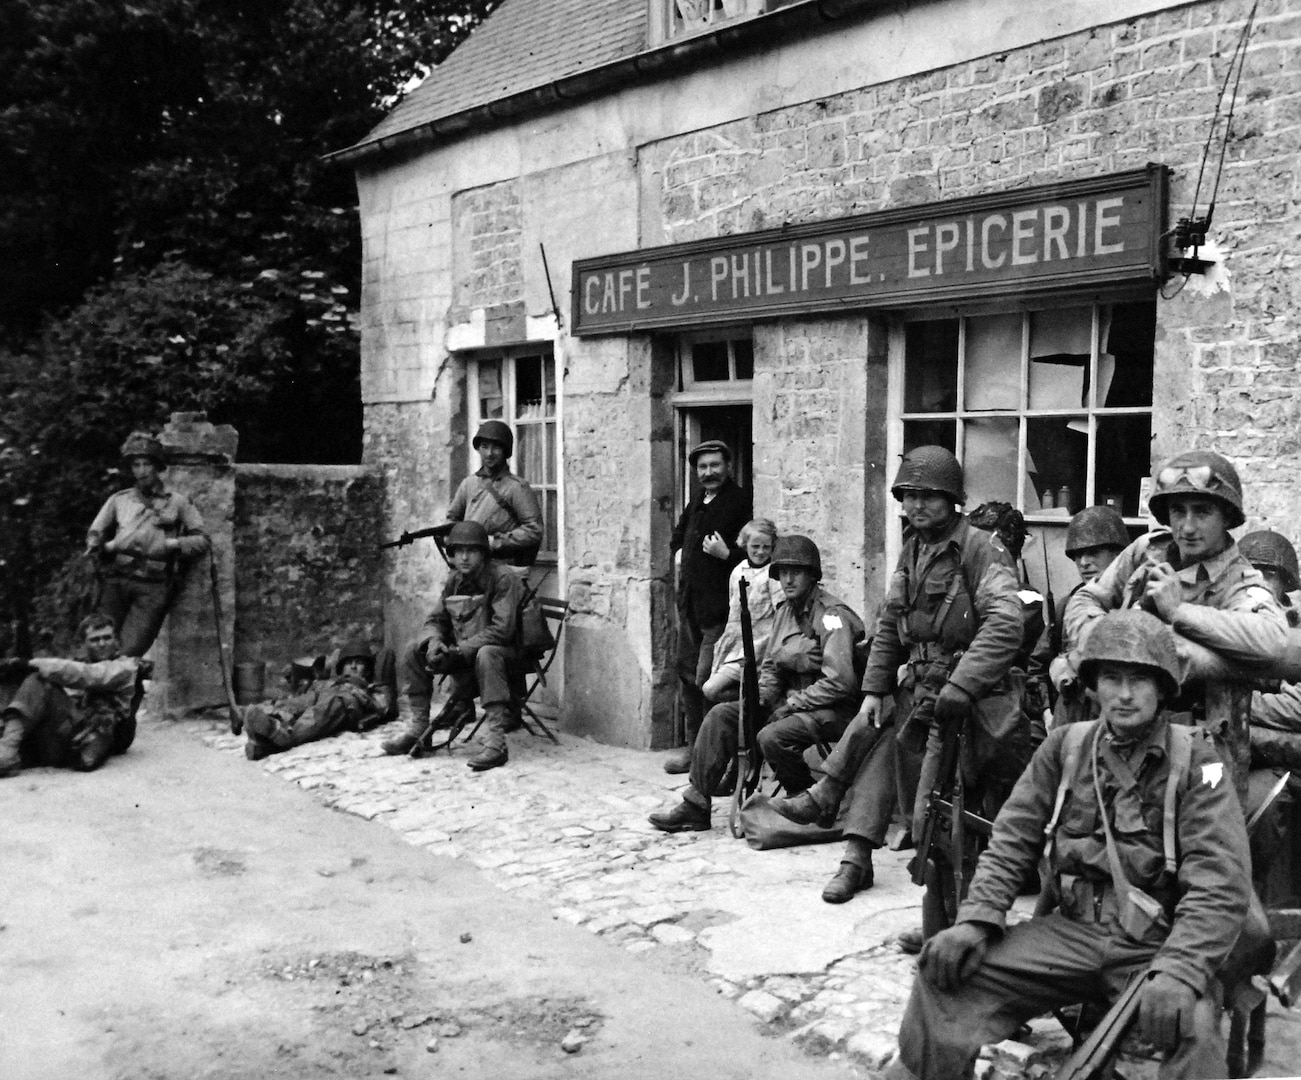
[152,412,238,714]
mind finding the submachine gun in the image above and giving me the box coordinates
[908,676,994,938]
[728,576,765,837]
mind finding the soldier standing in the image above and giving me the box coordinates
[85,432,209,657]
[447,420,543,566]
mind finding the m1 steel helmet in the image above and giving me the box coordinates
[891,446,965,504]
[1239,529,1300,593]
[472,420,514,458]
[120,431,166,465]
[445,521,491,551]
[1065,506,1130,557]
[335,640,375,676]
[768,534,822,580]
[1148,450,1244,529]
[1077,608,1181,699]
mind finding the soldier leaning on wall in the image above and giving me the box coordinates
[85,432,209,657]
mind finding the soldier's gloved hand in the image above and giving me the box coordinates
[1136,972,1196,1051]
[933,682,973,725]
[918,922,989,992]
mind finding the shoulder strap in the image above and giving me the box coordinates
[478,475,520,525]
[1043,721,1096,861]
[1163,723,1195,875]
[1092,726,1140,898]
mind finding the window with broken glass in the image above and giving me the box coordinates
[467,347,559,560]
[896,299,1155,585]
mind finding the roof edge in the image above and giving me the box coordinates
[325,0,896,167]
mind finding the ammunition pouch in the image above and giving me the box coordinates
[109,553,171,583]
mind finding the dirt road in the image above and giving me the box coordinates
[0,717,855,1080]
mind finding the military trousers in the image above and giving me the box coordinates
[98,575,171,657]
[684,698,855,806]
[819,711,898,848]
[5,676,115,772]
[888,913,1227,1080]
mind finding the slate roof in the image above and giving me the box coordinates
[346,0,648,158]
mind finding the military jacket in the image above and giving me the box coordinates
[30,655,141,727]
[958,718,1250,996]
[757,585,864,715]
[266,674,390,730]
[447,467,543,561]
[87,487,208,563]
[862,515,1023,702]
[422,560,523,653]
[1064,535,1287,793]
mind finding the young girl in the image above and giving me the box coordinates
[702,519,785,703]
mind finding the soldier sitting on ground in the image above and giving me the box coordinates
[0,614,149,777]
[648,534,865,834]
[382,521,523,771]
[240,641,393,761]
[882,609,1251,1080]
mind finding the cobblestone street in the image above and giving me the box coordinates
[197,715,1082,1078]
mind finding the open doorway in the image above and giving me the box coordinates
[676,405,753,513]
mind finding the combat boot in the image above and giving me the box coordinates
[71,725,115,772]
[467,705,510,771]
[0,709,27,778]
[381,696,431,756]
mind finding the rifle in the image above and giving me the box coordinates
[380,523,454,565]
[1053,970,1147,1080]
[207,547,243,736]
[728,576,764,837]
[1039,539,1059,658]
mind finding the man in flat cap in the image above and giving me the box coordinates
[665,439,751,774]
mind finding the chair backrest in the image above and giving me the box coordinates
[534,598,569,672]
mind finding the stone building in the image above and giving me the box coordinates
[331,0,1301,749]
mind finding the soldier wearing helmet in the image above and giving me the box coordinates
[883,608,1251,1080]
[648,534,865,834]
[1063,449,1287,803]
[382,520,524,770]
[777,447,1023,908]
[445,419,544,567]
[240,639,393,761]
[663,439,752,775]
[1049,506,1131,727]
[84,430,210,656]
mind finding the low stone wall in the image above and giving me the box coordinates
[233,464,386,673]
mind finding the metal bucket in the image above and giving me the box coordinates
[233,661,267,704]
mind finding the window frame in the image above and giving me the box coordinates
[885,289,1156,584]
[464,344,562,565]
[651,0,769,46]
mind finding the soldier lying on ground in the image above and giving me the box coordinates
[0,614,149,777]
[241,641,393,761]
[85,431,209,657]
[649,534,864,834]
[382,521,523,771]
[766,450,1023,909]
[882,609,1252,1080]
[1049,505,1131,727]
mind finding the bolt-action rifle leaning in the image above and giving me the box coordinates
[728,576,765,838]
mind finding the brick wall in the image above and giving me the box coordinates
[233,464,387,666]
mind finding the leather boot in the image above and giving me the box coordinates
[662,748,692,774]
[0,710,27,778]
[769,788,837,828]
[467,706,509,771]
[822,858,873,904]
[648,798,711,832]
[381,696,431,755]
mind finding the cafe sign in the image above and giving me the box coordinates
[571,166,1167,336]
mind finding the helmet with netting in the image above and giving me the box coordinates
[1065,506,1130,556]
[1077,608,1180,699]
[1239,529,1300,593]
[891,445,965,504]
[335,640,375,676]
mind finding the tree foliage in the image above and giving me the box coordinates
[0,0,500,651]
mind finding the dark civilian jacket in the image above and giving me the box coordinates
[670,478,751,626]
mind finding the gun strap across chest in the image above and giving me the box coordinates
[478,476,519,525]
